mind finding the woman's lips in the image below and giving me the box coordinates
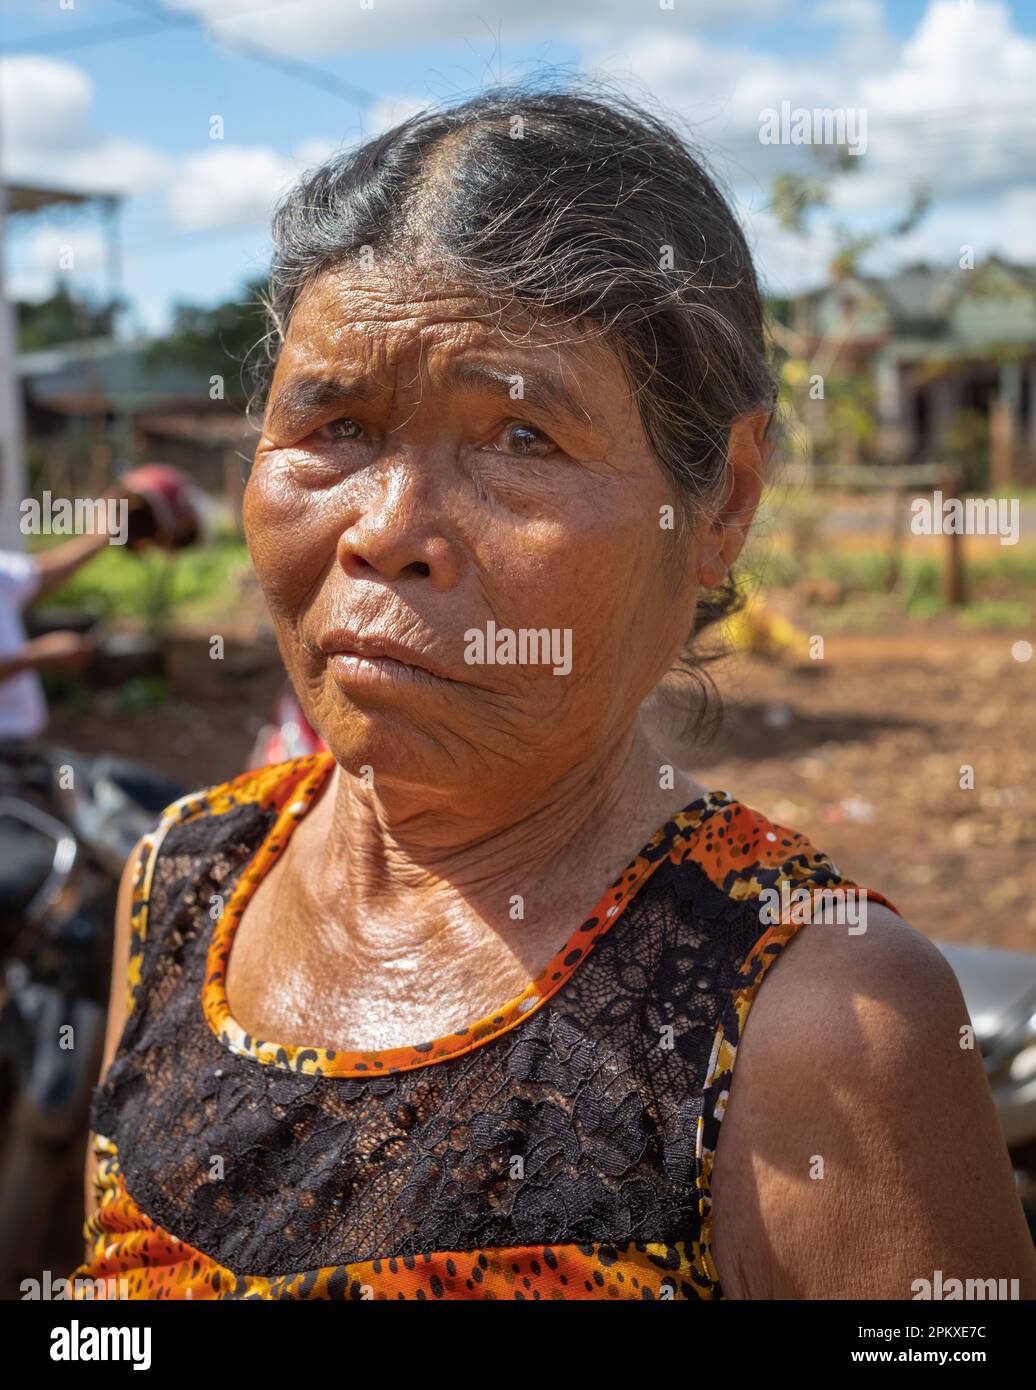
[326,648,456,690]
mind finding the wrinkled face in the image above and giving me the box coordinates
[245,266,702,802]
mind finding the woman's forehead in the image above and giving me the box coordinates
[290,267,607,353]
[277,267,630,404]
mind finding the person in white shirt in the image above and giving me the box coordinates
[0,532,112,743]
[0,467,203,746]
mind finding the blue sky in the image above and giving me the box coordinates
[3,0,1035,334]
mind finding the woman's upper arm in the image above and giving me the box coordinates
[82,836,147,1231]
[710,904,1036,1300]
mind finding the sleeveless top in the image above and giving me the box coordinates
[73,751,895,1301]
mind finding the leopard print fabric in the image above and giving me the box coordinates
[73,752,894,1300]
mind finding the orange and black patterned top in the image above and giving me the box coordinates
[73,751,894,1301]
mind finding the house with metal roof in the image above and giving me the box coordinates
[793,257,1036,481]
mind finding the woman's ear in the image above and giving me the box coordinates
[697,411,771,588]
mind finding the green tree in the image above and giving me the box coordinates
[17,281,117,350]
[769,150,930,474]
[143,278,270,402]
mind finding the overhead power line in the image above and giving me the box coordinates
[6,0,374,105]
[112,0,374,105]
[4,17,171,52]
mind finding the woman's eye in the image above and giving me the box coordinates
[315,417,364,443]
[489,424,559,458]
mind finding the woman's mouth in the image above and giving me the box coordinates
[319,629,458,688]
[328,650,454,689]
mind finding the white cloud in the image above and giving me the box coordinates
[0,56,170,197]
[363,94,436,136]
[5,2,1034,305]
[170,0,790,58]
[741,206,843,298]
[26,226,108,275]
[166,145,305,230]
[8,226,109,303]
[853,189,1036,277]
[0,56,341,236]
[587,0,1036,288]
[293,137,345,167]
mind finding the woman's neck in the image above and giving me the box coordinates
[228,715,710,1050]
[291,715,706,960]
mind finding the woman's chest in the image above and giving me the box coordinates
[94,835,745,1298]
[106,990,711,1286]
[223,870,577,1053]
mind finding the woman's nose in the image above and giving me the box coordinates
[335,459,464,591]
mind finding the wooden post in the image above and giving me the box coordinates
[36,446,54,498]
[941,466,966,607]
[886,472,907,592]
[89,441,111,497]
[56,444,72,500]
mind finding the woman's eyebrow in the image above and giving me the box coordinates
[265,375,376,436]
[446,360,590,425]
[266,362,592,437]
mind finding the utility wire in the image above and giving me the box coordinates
[112,0,374,105]
[3,17,171,52]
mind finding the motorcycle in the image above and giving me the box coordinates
[248,682,324,767]
[0,742,185,1297]
[0,461,202,1296]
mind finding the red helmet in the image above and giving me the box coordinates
[120,463,206,550]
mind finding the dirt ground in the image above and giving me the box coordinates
[45,622,1035,951]
[47,629,287,787]
[660,628,1036,950]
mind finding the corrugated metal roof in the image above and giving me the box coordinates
[138,412,257,445]
[5,182,102,213]
[17,337,235,412]
[808,257,1036,323]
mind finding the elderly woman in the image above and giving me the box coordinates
[76,88,1036,1302]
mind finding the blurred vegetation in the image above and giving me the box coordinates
[29,530,254,628]
[18,275,267,398]
[768,144,931,474]
[744,524,1035,632]
[740,480,1036,634]
[17,282,120,350]
[940,408,992,492]
[143,277,269,401]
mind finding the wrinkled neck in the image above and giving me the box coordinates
[296,714,702,947]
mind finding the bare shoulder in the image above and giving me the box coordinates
[710,903,1036,1299]
[101,833,148,1070]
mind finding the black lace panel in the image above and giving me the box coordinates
[93,807,766,1275]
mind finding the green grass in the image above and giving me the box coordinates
[30,530,253,626]
[741,532,1035,631]
[747,536,1036,590]
[957,599,1034,629]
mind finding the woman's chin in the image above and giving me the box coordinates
[313,706,453,791]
